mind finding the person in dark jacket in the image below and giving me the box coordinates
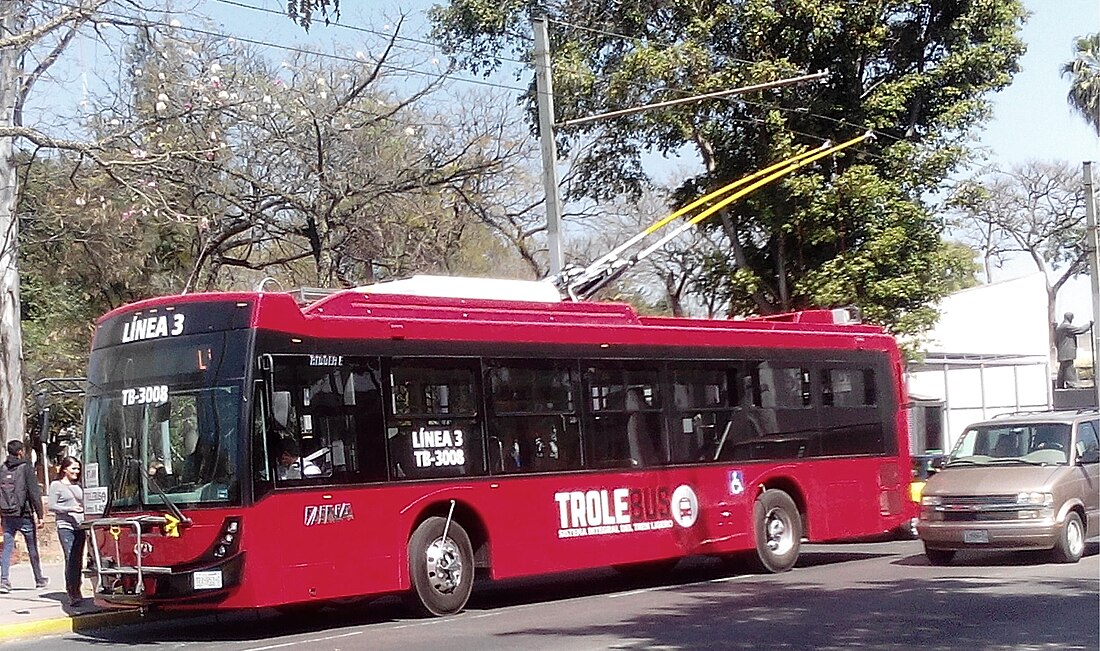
[0,440,48,593]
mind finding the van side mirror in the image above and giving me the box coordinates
[1078,448,1100,465]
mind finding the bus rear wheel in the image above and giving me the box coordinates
[405,516,475,617]
[748,489,802,573]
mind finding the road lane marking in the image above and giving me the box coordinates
[240,630,363,651]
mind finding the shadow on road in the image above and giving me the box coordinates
[74,541,1098,649]
[893,540,1100,567]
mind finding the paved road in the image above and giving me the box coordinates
[5,540,1098,650]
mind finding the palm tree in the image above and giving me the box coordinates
[1062,33,1100,136]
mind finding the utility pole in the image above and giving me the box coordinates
[532,17,564,276]
[1084,161,1099,406]
[530,16,829,281]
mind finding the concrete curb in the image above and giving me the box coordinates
[0,608,145,642]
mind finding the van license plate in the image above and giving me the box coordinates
[963,529,989,544]
[193,571,223,590]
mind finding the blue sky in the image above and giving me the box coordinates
[978,0,1098,166]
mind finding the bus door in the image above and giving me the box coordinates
[254,354,392,602]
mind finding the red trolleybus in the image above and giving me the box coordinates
[81,276,912,616]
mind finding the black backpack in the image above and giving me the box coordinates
[0,464,23,516]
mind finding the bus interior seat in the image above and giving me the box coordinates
[625,388,658,467]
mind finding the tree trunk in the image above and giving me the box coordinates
[0,7,26,445]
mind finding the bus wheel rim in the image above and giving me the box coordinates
[425,537,462,594]
[765,508,793,555]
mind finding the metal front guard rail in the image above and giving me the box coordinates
[87,516,173,595]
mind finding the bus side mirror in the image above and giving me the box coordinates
[271,391,291,430]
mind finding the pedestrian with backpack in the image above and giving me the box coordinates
[0,440,48,593]
[48,456,85,605]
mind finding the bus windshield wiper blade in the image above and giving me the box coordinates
[136,460,190,525]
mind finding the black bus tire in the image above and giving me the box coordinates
[749,489,802,573]
[404,516,475,617]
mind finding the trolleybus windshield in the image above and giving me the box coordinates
[83,331,248,512]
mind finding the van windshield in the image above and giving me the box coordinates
[948,423,1071,466]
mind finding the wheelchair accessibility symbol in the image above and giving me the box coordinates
[728,470,745,496]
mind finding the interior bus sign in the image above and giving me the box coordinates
[553,485,697,539]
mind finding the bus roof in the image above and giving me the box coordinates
[93,277,891,351]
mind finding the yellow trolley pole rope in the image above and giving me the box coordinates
[559,130,874,300]
[582,143,831,275]
[633,131,874,261]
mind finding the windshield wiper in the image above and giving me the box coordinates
[998,457,1052,466]
[944,458,981,466]
[135,459,191,526]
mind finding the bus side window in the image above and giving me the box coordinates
[264,356,384,485]
[486,361,581,475]
[385,359,485,480]
[584,366,666,469]
[669,367,731,464]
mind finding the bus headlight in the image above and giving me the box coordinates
[921,496,942,507]
[208,517,242,560]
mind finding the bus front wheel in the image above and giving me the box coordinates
[749,489,802,573]
[405,516,475,617]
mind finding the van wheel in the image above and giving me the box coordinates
[404,517,474,617]
[923,544,955,566]
[747,489,801,573]
[1051,512,1085,564]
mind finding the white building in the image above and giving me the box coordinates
[906,273,1051,453]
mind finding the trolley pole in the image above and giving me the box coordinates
[1084,161,1099,407]
[532,17,564,277]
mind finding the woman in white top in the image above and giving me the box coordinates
[47,457,85,606]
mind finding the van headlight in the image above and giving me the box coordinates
[921,496,942,507]
[1015,492,1053,506]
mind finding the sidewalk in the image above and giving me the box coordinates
[0,561,141,642]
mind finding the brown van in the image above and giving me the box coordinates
[917,408,1099,565]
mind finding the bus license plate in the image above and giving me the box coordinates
[193,571,223,590]
[963,529,989,544]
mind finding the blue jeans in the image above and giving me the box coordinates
[57,526,86,594]
[1,516,44,583]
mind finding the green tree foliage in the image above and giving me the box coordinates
[286,0,340,31]
[18,151,196,383]
[1062,32,1100,136]
[431,0,1024,336]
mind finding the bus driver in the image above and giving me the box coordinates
[276,438,321,480]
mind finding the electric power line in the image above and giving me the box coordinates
[35,0,530,94]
